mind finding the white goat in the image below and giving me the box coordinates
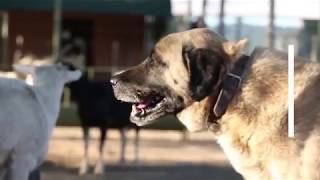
[0,63,81,180]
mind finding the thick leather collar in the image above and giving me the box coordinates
[208,55,250,129]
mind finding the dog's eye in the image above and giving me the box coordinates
[146,52,167,69]
[151,54,167,67]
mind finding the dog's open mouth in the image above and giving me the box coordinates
[130,93,167,126]
[132,95,164,116]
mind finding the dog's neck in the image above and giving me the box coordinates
[176,54,250,132]
[207,55,250,130]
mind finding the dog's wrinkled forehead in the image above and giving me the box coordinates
[153,28,226,60]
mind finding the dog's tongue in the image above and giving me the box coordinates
[137,103,147,109]
[137,98,152,109]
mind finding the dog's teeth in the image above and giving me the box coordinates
[132,105,139,115]
[132,105,137,112]
[132,104,146,116]
[141,109,146,116]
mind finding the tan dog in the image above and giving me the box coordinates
[111,28,320,180]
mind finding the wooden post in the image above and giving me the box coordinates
[87,67,95,80]
[317,21,320,62]
[200,0,208,28]
[63,87,71,108]
[218,0,225,36]
[1,11,9,69]
[52,0,62,62]
[310,35,318,62]
[268,0,275,48]
[202,0,207,19]
[187,0,192,19]
[235,16,242,40]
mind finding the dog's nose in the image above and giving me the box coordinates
[110,78,119,86]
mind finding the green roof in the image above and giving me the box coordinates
[0,0,171,16]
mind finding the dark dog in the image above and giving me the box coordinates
[111,28,320,179]
[64,63,140,175]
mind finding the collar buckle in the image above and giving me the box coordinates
[210,55,249,120]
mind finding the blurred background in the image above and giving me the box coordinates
[0,0,319,179]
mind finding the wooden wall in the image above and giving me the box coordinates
[5,11,144,68]
[8,11,53,65]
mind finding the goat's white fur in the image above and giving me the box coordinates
[0,63,81,180]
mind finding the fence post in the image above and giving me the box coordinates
[52,0,62,62]
[218,0,225,36]
[1,11,9,69]
[268,0,275,48]
[87,67,95,79]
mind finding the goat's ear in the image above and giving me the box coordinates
[182,45,226,101]
[13,64,35,75]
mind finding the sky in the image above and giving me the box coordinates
[171,0,320,27]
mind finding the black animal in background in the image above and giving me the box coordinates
[64,63,140,175]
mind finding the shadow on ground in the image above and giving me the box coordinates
[41,161,243,180]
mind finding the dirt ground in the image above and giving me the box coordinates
[41,127,242,180]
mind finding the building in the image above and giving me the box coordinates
[0,0,171,74]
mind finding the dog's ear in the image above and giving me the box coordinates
[182,45,226,101]
[222,38,248,60]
